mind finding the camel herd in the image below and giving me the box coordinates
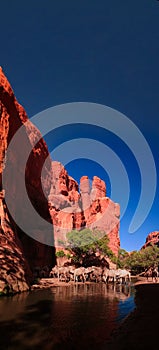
[49,266,131,284]
[145,267,158,283]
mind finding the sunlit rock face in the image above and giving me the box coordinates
[142,231,159,249]
[0,67,54,293]
[48,162,86,250]
[0,68,120,294]
[49,164,120,256]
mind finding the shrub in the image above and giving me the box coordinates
[55,250,66,258]
[66,228,116,266]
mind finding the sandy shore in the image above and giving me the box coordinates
[31,278,95,290]
[107,278,159,350]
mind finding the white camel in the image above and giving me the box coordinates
[116,269,131,284]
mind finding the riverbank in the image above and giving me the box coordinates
[31,276,141,291]
[107,280,159,349]
[31,275,159,290]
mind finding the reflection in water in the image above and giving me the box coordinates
[0,284,135,350]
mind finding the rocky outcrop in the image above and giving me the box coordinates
[49,163,120,256]
[48,161,85,249]
[142,231,159,249]
[91,176,106,201]
[80,176,91,211]
[0,67,54,294]
[0,67,120,295]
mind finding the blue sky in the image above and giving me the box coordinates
[1,0,159,251]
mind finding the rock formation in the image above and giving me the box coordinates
[48,161,86,251]
[0,67,120,293]
[142,231,159,249]
[0,191,31,294]
[0,67,54,294]
[49,163,120,256]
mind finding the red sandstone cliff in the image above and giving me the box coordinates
[49,162,120,257]
[0,67,54,294]
[0,68,120,294]
[142,231,159,249]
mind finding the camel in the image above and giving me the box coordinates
[73,267,86,282]
[151,267,158,283]
[88,267,103,283]
[49,266,59,278]
[102,267,109,283]
[115,269,131,284]
[58,266,74,282]
[84,267,95,281]
[107,269,118,283]
[146,266,158,282]
[49,265,132,285]
[145,267,158,283]
[49,266,69,281]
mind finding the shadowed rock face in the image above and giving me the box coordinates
[0,68,120,293]
[0,67,55,293]
[0,191,31,294]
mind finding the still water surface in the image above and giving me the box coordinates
[0,283,135,350]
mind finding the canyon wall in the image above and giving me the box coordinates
[0,68,120,293]
[0,67,54,293]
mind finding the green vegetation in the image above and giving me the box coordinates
[66,253,71,259]
[55,250,66,258]
[56,229,159,274]
[116,248,130,268]
[117,245,159,275]
[66,228,116,266]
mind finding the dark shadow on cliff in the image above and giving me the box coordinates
[17,227,56,275]
[5,205,56,284]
